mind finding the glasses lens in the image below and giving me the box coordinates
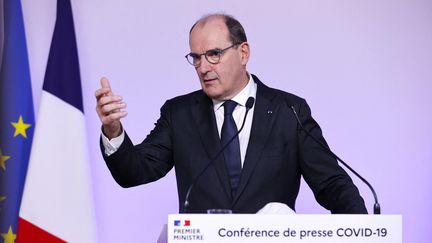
[205,50,220,64]
[186,54,199,66]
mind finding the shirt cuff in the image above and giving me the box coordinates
[101,129,125,156]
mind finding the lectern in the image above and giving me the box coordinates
[164,214,401,243]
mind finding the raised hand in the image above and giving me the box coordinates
[95,77,128,139]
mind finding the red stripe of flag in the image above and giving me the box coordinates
[16,217,66,243]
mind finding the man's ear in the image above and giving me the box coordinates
[239,42,250,65]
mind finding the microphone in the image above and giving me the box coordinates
[289,103,381,214]
[182,97,255,213]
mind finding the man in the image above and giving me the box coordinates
[95,14,367,214]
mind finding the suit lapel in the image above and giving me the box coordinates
[232,76,279,205]
[190,92,232,199]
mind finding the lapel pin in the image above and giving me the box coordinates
[267,110,273,114]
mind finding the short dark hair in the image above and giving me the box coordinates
[189,14,248,45]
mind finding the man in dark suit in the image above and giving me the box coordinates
[95,14,367,214]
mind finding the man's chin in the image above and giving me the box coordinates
[202,88,223,100]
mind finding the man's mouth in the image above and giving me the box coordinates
[202,72,218,83]
[203,78,217,83]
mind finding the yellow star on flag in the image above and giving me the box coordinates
[1,226,16,243]
[0,149,11,171]
[11,115,31,138]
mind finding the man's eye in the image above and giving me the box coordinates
[206,50,221,57]
[190,54,200,60]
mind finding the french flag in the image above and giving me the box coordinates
[17,0,97,242]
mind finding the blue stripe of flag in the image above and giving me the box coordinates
[42,0,83,113]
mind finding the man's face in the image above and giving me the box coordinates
[189,17,249,101]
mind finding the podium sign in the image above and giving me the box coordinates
[167,214,401,243]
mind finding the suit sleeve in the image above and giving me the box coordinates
[100,101,174,188]
[296,99,368,214]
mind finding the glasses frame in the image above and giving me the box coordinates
[185,43,239,67]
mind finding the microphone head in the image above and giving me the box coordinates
[246,97,255,109]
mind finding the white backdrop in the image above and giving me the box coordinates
[22,0,432,242]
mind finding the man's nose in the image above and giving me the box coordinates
[196,55,212,74]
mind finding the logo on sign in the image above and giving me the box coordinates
[174,220,191,227]
[173,219,203,240]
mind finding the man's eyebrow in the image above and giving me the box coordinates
[189,48,222,55]
[206,48,223,52]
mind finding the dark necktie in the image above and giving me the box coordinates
[221,100,242,196]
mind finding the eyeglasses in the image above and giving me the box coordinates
[185,44,238,67]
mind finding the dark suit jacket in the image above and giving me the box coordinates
[102,74,367,214]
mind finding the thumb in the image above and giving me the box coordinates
[100,77,111,89]
[100,77,114,95]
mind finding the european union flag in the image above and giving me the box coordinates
[0,0,35,239]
